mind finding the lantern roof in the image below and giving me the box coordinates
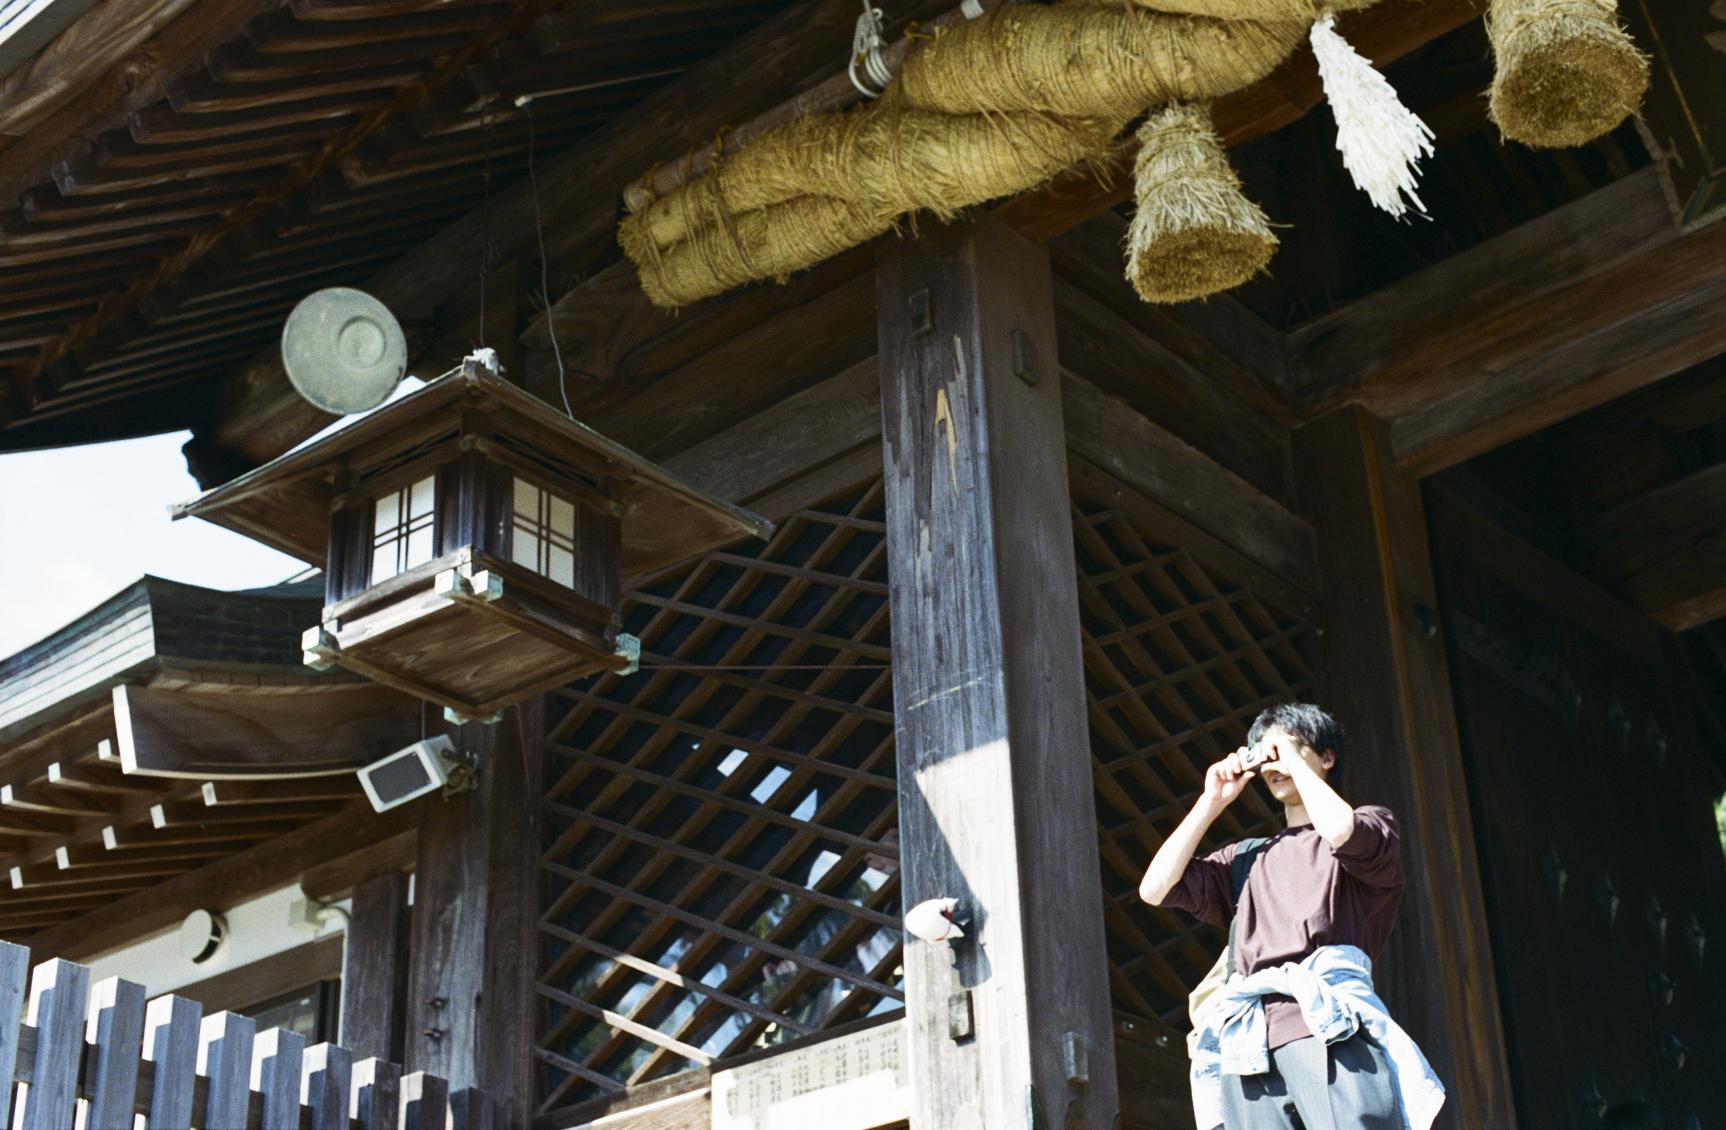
[172,366,774,580]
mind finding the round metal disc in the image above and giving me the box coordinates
[281,287,408,414]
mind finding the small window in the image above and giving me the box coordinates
[372,475,436,583]
[511,477,578,587]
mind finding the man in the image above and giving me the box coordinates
[1139,703,1444,1130]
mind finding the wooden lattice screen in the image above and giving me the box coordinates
[536,484,901,1114]
[1073,478,1316,1028]
[535,472,1316,1110]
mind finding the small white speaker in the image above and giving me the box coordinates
[358,735,458,812]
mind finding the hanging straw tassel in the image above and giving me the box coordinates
[1487,0,1647,148]
[1125,103,1277,305]
[1310,11,1434,218]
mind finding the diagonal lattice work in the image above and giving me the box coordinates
[536,483,902,1114]
[1072,479,1317,1028]
[535,471,1318,1110]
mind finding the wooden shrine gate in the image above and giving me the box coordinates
[0,942,491,1129]
[532,458,1320,1126]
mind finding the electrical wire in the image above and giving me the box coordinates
[525,101,573,418]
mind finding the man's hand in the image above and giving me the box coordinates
[1201,747,1257,809]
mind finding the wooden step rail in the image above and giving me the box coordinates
[0,942,489,1129]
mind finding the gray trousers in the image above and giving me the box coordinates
[1219,1034,1403,1130]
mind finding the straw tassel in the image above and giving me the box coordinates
[1125,102,1278,305]
[1310,11,1434,218]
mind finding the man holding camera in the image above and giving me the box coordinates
[1139,704,1445,1130]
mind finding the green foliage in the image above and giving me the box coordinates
[1717,792,1726,860]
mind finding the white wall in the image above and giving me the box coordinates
[84,885,349,999]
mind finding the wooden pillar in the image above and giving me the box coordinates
[403,698,540,1127]
[877,216,1119,1130]
[340,870,409,1063]
[1293,406,1517,1129]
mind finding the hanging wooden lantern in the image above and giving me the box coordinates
[174,358,773,721]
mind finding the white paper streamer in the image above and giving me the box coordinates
[1310,11,1435,218]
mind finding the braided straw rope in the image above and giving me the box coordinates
[621,0,1645,309]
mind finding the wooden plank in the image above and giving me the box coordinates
[1585,459,1726,631]
[112,681,421,779]
[197,1010,257,1130]
[300,827,416,901]
[1062,373,1317,598]
[1292,406,1517,1130]
[303,1043,355,1130]
[340,870,409,1062]
[23,799,417,962]
[252,1026,307,1130]
[142,994,204,1129]
[877,215,1119,1129]
[399,1071,449,1130]
[84,976,147,1130]
[0,940,28,1122]
[18,958,89,1129]
[661,358,882,508]
[353,1058,404,1130]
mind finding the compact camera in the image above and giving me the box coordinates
[1239,742,1276,771]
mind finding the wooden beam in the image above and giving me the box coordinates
[1283,167,1726,470]
[877,215,1119,1129]
[1062,373,1317,603]
[1587,461,1726,632]
[111,682,420,780]
[204,0,871,470]
[1293,406,1517,1130]
[19,799,419,961]
[340,870,409,1064]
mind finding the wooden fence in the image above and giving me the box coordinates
[0,942,490,1130]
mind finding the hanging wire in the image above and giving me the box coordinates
[525,101,574,418]
[848,2,893,98]
[476,104,498,350]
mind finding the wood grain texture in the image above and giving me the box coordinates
[84,976,147,1130]
[251,1026,307,1130]
[22,799,418,962]
[18,958,88,1129]
[142,994,203,1130]
[341,870,410,1063]
[403,699,538,1126]
[1061,373,1317,600]
[877,215,1119,1130]
[197,1010,258,1130]
[1586,461,1726,631]
[1294,406,1517,1130]
[207,0,870,468]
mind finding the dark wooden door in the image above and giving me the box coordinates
[1429,491,1725,1130]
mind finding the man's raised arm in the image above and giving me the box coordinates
[1139,749,1255,907]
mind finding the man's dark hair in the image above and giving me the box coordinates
[1247,703,1344,763]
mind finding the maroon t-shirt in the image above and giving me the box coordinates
[1159,806,1405,1048]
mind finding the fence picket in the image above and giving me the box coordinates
[198,1011,257,1130]
[302,1043,353,1130]
[83,977,146,1130]
[352,1058,402,1130]
[0,943,28,1127]
[18,959,89,1130]
[250,1028,306,1130]
[2,962,478,1130]
[142,994,204,1129]
[398,1071,449,1130]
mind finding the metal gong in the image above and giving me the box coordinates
[281,287,408,414]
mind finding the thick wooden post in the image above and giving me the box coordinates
[877,216,1119,1130]
[403,698,540,1126]
[341,870,409,1063]
[1294,406,1517,1129]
